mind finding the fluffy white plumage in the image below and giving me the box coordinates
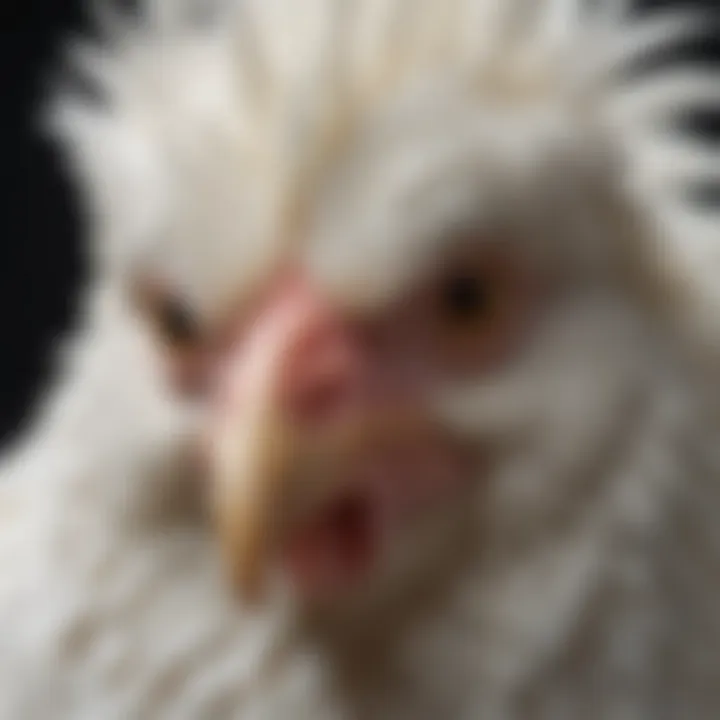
[2,0,720,718]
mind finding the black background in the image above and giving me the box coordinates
[0,0,718,444]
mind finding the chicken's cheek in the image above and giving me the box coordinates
[165,351,212,398]
[283,494,377,598]
[281,443,471,599]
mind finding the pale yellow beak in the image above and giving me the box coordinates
[208,326,345,602]
[210,353,292,602]
[207,282,433,602]
[210,374,433,603]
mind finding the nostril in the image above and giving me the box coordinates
[292,371,353,425]
[286,341,361,426]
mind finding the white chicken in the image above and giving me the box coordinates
[2,0,720,718]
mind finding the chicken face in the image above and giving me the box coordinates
[148,240,537,603]
[52,0,708,615]
[123,88,654,609]
[136,256,489,590]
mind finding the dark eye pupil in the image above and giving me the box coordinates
[441,274,490,322]
[160,298,198,345]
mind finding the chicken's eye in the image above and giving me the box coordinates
[439,273,493,325]
[156,295,200,347]
[133,281,209,396]
[133,277,203,349]
[412,244,537,375]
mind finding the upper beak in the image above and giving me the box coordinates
[207,279,359,603]
[210,339,293,603]
[207,277,434,603]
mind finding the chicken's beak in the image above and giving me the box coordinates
[207,278,363,603]
[210,339,293,603]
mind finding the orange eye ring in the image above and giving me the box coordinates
[438,272,494,326]
[154,295,201,347]
[129,276,211,396]
[131,274,203,350]
[425,244,538,375]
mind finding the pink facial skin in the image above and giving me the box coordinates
[149,245,536,600]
